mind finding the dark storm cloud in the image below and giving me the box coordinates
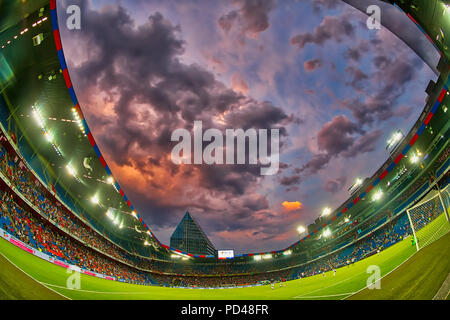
[340,58,418,126]
[59,0,295,237]
[317,115,363,155]
[218,0,276,38]
[293,116,382,181]
[345,65,368,90]
[296,153,331,176]
[279,174,301,186]
[290,15,355,50]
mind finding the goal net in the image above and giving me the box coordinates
[406,184,450,251]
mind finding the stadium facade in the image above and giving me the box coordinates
[0,0,448,289]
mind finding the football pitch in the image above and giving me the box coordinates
[0,214,449,300]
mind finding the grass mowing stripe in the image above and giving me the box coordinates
[0,251,69,300]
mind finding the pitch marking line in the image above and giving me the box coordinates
[293,292,356,299]
[0,251,71,300]
[41,282,150,295]
[292,270,365,299]
[432,272,450,300]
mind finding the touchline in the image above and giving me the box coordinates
[171,121,279,176]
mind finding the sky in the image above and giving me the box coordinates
[57,0,436,253]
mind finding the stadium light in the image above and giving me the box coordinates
[91,194,99,205]
[171,254,182,259]
[44,131,53,142]
[107,176,114,184]
[372,190,383,202]
[322,207,331,217]
[132,210,138,219]
[31,106,45,129]
[262,254,272,259]
[410,153,419,164]
[106,208,113,219]
[283,250,292,256]
[144,240,150,246]
[322,228,331,238]
[344,217,350,223]
[297,225,306,234]
[254,255,262,261]
[387,130,403,146]
[66,164,76,177]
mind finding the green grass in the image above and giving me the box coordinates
[0,214,448,300]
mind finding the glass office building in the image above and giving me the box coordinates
[170,212,216,256]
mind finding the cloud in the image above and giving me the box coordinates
[279,174,301,186]
[295,116,382,178]
[231,72,249,94]
[304,58,323,72]
[290,15,355,50]
[317,115,362,156]
[323,176,346,193]
[218,0,276,39]
[282,201,303,212]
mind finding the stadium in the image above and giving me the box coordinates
[0,0,449,301]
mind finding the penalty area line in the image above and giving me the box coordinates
[0,250,71,300]
[292,270,365,299]
[41,282,150,295]
[293,292,356,299]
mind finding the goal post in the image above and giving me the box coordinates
[406,184,450,252]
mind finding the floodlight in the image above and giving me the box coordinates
[297,225,306,234]
[91,194,99,204]
[66,164,76,176]
[322,207,331,217]
[107,176,114,184]
[410,154,419,164]
[283,250,292,256]
[372,190,383,201]
[254,255,262,261]
[44,131,53,142]
[323,228,331,238]
[262,254,272,259]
